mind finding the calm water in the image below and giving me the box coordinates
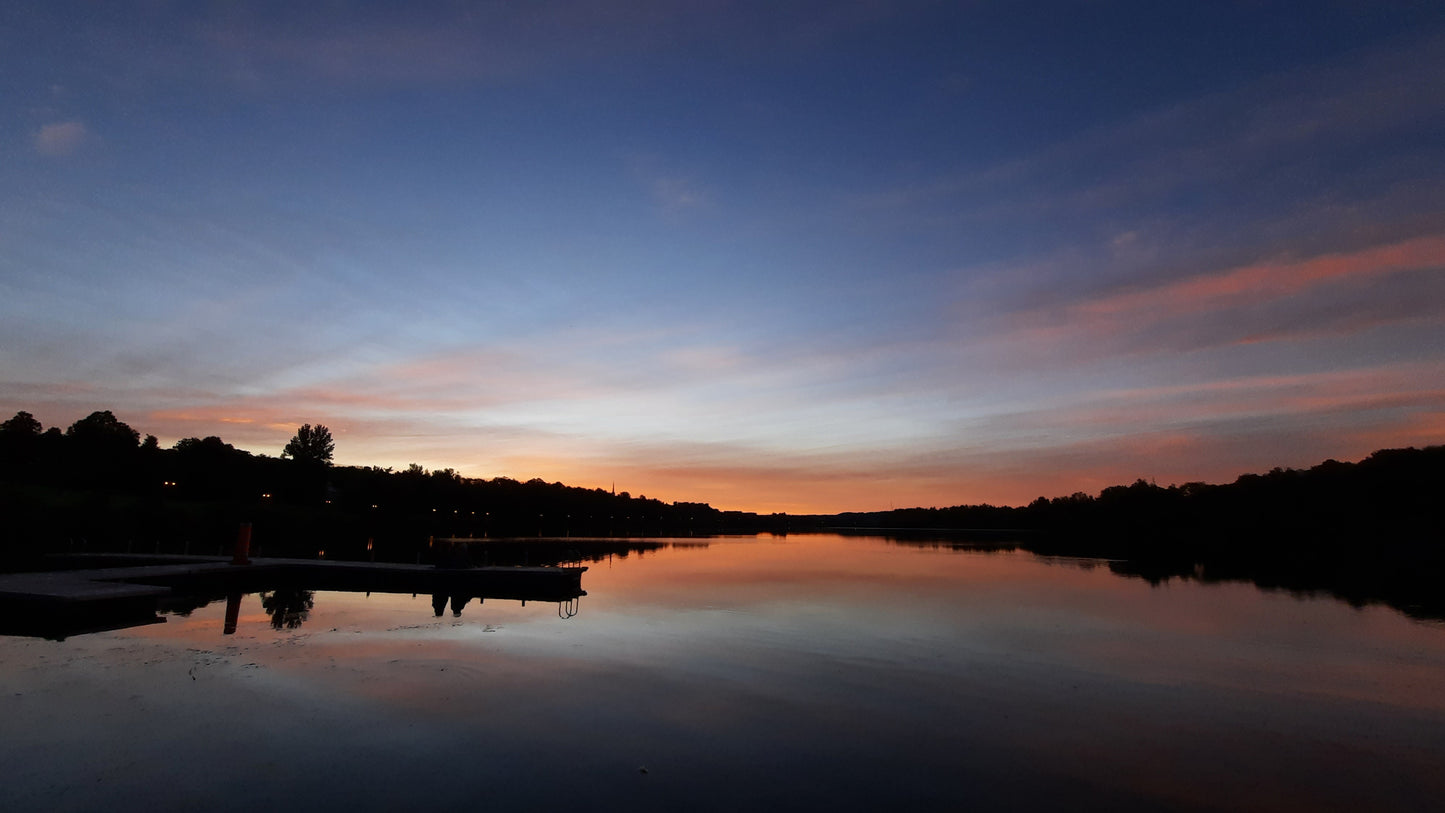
[3,534,1443,811]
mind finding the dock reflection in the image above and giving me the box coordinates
[0,552,593,640]
[432,592,477,618]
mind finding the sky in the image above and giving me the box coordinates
[3,1,1444,513]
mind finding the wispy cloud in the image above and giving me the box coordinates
[869,25,1445,323]
[651,176,705,210]
[1075,235,1445,322]
[32,120,87,155]
[984,364,1445,437]
[895,26,1445,220]
[918,216,1438,399]
[994,233,1445,359]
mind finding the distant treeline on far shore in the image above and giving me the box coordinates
[0,409,1440,574]
[835,444,1442,552]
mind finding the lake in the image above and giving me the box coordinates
[3,533,1443,811]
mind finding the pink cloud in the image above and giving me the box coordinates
[989,233,1445,365]
[1050,365,1445,429]
[1079,234,1445,321]
[1338,411,1445,453]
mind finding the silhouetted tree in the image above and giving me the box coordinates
[1,411,42,437]
[170,436,258,500]
[0,411,46,482]
[66,410,139,451]
[174,435,240,456]
[282,424,334,466]
[59,411,141,489]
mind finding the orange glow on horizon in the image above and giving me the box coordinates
[130,398,1445,515]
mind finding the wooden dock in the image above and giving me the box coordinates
[0,555,587,639]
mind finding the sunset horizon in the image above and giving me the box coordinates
[4,404,1438,515]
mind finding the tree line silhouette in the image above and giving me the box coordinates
[830,446,1445,621]
[2,408,1441,619]
[0,409,726,565]
[830,446,1442,553]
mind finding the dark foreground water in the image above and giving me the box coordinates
[2,534,1443,811]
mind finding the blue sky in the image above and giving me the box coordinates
[4,2,1444,511]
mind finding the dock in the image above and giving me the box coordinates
[0,555,587,640]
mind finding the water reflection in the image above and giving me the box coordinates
[0,552,591,639]
[192,585,566,634]
[260,588,314,629]
[875,530,1445,622]
[4,531,1442,646]
[431,592,477,617]
[0,604,165,641]
[453,536,707,566]
[2,534,1444,811]
[223,591,241,634]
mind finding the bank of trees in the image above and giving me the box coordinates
[0,409,725,563]
[2,408,1440,574]
[833,446,1443,555]
[831,446,1445,620]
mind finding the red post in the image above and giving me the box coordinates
[232,523,252,565]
